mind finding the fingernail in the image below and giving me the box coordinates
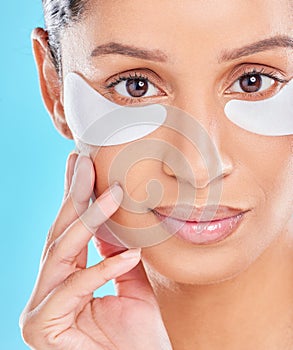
[67,150,77,165]
[120,248,141,259]
[69,155,89,193]
[69,149,78,157]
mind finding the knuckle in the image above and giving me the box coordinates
[19,309,26,329]
[21,319,55,348]
[97,258,109,272]
[45,221,57,248]
[21,322,32,345]
[46,239,58,259]
[62,270,79,290]
[47,222,55,242]
[40,224,57,262]
[46,239,75,266]
[96,257,115,278]
[20,310,62,348]
[20,315,37,346]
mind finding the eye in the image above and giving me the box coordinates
[114,77,160,98]
[229,73,275,94]
[106,71,163,101]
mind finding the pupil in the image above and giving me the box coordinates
[126,78,148,97]
[240,74,262,93]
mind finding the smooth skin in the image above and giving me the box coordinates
[21,0,293,349]
[20,153,172,349]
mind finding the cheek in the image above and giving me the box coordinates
[229,135,293,251]
[226,130,293,206]
[240,136,293,211]
[90,147,115,196]
[91,146,161,199]
[91,146,167,247]
[257,144,293,241]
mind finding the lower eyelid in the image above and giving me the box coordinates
[105,88,168,105]
[225,83,282,101]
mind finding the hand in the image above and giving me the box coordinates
[19,151,172,350]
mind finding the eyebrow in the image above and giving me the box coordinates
[90,42,168,62]
[90,35,293,64]
[218,35,293,62]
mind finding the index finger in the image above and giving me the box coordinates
[42,153,95,262]
[27,182,124,311]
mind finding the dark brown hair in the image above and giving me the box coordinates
[42,0,88,74]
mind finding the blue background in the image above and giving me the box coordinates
[0,2,113,348]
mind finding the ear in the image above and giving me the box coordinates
[31,27,73,139]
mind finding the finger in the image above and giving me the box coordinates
[42,154,95,262]
[28,183,124,310]
[64,154,95,270]
[36,248,141,322]
[114,259,159,308]
[76,245,88,270]
[93,226,128,258]
[63,150,78,201]
[93,233,158,308]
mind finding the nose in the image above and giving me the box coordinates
[161,104,233,190]
[162,151,232,189]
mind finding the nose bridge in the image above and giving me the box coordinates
[174,75,219,128]
[161,90,232,188]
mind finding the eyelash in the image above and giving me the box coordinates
[106,71,149,88]
[104,71,161,104]
[226,66,288,99]
[103,67,289,104]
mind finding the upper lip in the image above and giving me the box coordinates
[152,204,248,222]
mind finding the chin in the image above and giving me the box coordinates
[142,243,252,286]
[141,214,281,286]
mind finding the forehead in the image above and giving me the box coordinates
[61,0,292,74]
[83,0,291,41]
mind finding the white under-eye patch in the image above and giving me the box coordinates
[64,73,293,146]
[224,79,293,136]
[63,73,167,146]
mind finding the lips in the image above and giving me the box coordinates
[152,204,246,223]
[151,204,249,245]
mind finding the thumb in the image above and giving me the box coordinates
[114,260,158,308]
[93,233,158,307]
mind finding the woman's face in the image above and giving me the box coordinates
[58,0,293,284]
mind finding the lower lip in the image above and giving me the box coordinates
[153,211,245,245]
